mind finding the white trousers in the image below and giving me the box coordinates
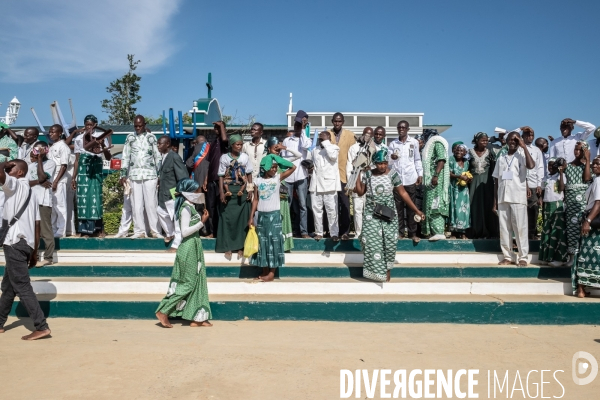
[352,195,365,237]
[51,181,68,237]
[131,178,160,236]
[0,191,4,226]
[157,205,182,249]
[311,191,339,236]
[117,192,133,236]
[498,202,529,262]
[66,177,76,235]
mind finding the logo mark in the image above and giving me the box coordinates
[572,351,598,385]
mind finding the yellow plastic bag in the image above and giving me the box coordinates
[243,226,259,258]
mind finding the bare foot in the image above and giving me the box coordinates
[517,260,528,267]
[206,234,214,238]
[166,248,177,253]
[237,250,243,259]
[224,251,232,260]
[0,328,5,333]
[190,320,213,327]
[577,286,586,298]
[164,236,174,243]
[156,312,173,328]
[260,271,275,282]
[254,267,269,280]
[237,191,243,196]
[386,270,391,282]
[498,259,512,265]
[225,192,232,196]
[21,329,51,340]
[460,234,467,240]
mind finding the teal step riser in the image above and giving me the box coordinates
[9,301,600,324]
[8,266,570,279]
[36,238,541,253]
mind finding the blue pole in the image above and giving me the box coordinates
[178,110,183,137]
[169,108,175,139]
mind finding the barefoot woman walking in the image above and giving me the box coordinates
[156,179,212,328]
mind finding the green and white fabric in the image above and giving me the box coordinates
[538,201,568,263]
[0,134,18,163]
[564,164,589,254]
[573,227,600,293]
[156,204,212,322]
[448,156,470,232]
[120,132,161,180]
[251,210,285,268]
[421,136,449,236]
[76,153,104,220]
[360,169,401,281]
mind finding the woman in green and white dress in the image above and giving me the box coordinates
[354,149,425,282]
[156,179,212,328]
[564,141,592,265]
[574,156,600,298]
[448,142,471,238]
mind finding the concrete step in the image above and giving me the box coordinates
[10,293,600,324]
[13,264,571,279]
[23,276,590,296]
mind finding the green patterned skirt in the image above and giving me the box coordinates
[251,210,285,268]
[361,207,398,281]
[156,234,212,322]
[565,187,587,254]
[572,226,600,293]
[76,153,104,220]
[216,184,250,252]
[539,201,568,262]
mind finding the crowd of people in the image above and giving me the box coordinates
[1,111,600,334]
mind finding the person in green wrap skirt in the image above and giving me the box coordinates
[573,156,600,298]
[448,142,472,239]
[265,137,303,252]
[156,179,212,328]
[249,154,297,281]
[420,129,449,241]
[564,141,592,266]
[354,149,426,282]
[216,134,253,258]
[538,158,568,267]
[71,115,113,237]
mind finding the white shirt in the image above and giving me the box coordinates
[2,175,40,249]
[242,139,266,180]
[73,132,109,156]
[549,120,596,163]
[308,140,341,193]
[492,148,528,205]
[387,137,423,186]
[18,142,36,164]
[217,153,253,176]
[255,175,281,212]
[27,160,56,207]
[48,140,71,183]
[543,173,566,202]
[282,134,312,183]
[585,177,600,211]
[525,144,544,188]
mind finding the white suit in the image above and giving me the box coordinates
[308,140,341,236]
[346,142,366,237]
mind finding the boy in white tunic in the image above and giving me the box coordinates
[308,131,341,241]
[47,125,71,238]
[492,132,535,266]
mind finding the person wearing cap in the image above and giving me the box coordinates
[328,112,356,240]
[119,115,162,239]
[549,118,596,163]
[388,120,423,242]
[18,127,40,164]
[346,128,374,237]
[282,110,312,238]
[307,131,341,241]
[492,132,535,266]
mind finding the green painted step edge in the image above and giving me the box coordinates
[9,301,600,324]
[37,238,541,253]
[8,266,570,279]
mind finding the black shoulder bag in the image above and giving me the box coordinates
[367,171,395,223]
[0,188,32,245]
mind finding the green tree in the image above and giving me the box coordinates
[144,113,193,125]
[101,54,141,125]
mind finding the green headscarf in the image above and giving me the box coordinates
[84,114,98,124]
[259,154,294,178]
[451,141,464,152]
[229,134,243,145]
[371,149,388,164]
[174,178,200,221]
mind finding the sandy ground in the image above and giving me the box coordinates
[1,318,599,399]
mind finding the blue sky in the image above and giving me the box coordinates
[2,0,599,146]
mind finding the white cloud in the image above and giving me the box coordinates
[0,0,182,83]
